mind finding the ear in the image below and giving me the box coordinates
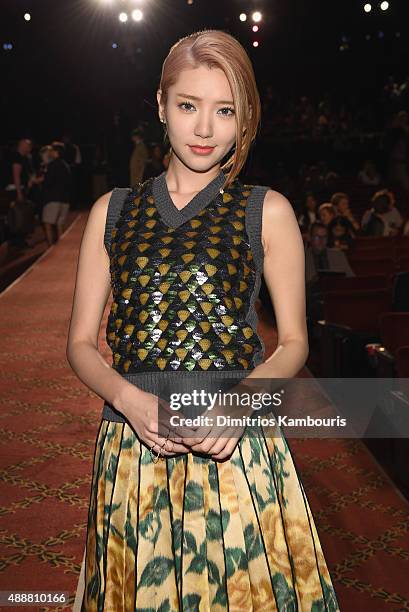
[157,89,165,123]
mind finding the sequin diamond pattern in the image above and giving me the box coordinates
[106,177,264,373]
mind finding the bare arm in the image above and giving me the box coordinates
[66,191,194,455]
[247,189,309,380]
[66,190,145,411]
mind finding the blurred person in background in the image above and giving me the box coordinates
[5,138,36,248]
[6,138,34,203]
[297,192,318,233]
[142,143,166,181]
[40,142,72,246]
[361,190,390,236]
[305,221,354,323]
[331,192,360,232]
[381,189,403,236]
[129,127,148,186]
[358,160,382,186]
[61,132,82,207]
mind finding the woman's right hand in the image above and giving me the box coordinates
[119,388,197,457]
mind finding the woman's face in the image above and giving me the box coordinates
[157,65,237,172]
[337,197,349,213]
[319,208,334,225]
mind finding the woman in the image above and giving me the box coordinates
[297,192,318,233]
[67,30,339,610]
[330,192,360,233]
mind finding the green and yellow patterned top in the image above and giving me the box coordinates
[104,170,269,374]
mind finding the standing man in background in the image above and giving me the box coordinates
[5,138,36,248]
[40,142,72,246]
[8,138,34,203]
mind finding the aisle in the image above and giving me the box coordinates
[0,213,408,611]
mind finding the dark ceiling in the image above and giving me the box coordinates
[1,0,407,140]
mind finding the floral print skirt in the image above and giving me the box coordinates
[81,419,340,611]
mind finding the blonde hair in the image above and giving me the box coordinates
[158,29,261,189]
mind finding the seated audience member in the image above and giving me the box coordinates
[403,218,409,236]
[306,222,355,283]
[318,202,337,228]
[331,192,360,232]
[381,189,403,236]
[361,189,402,236]
[361,190,390,236]
[305,221,355,322]
[358,160,381,186]
[297,192,318,232]
[318,202,352,248]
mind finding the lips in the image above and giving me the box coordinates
[189,145,215,155]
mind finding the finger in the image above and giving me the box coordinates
[157,396,200,435]
[145,437,189,457]
[190,436,220,455]
[209,427,243,458]
[211,438,238,461]
[207,436,228,456]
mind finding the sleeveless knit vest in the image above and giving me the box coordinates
[102,171,269,422]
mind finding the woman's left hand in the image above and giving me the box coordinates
[183,403,248,461]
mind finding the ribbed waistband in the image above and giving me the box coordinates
[102,369,255,423]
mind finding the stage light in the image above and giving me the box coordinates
[252,11,262,23]
[239,13,247,22]
[112,42,118,49]
[3,43,13,50]
[187,0,194,4]
[380,1,389,10]
[131,9,143,21]
[253,41,259,47]
[119,12,128,22]
[24,13,31,21]
[364,3,372,12]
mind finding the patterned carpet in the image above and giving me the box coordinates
[0,212,408,611]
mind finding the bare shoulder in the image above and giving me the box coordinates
[81,190,114,254]
[90,190,114,218]
[263,189,295,221]
[261,189,299,252]
[84,190,114,237]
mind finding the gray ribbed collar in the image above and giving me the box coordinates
[152,169,226,228]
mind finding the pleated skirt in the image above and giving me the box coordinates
[81,419,340,611]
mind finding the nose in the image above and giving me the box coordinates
[194,109,213,139]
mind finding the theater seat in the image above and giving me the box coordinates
[321,274,389,293]
[347,256,397,277]
[379,313,409,357]
[374,313,409,377]
[396,346,409,378]
[323,288,393,334]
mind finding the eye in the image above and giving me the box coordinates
[218,107,235,117]
[178,101,195,112]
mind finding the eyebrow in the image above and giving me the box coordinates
[176,93,234,105]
